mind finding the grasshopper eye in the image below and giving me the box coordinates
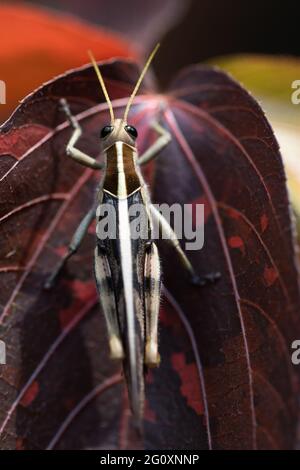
[125,125,138,140]
[100,125,114,138]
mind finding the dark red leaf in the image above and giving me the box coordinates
[0,59,299,450]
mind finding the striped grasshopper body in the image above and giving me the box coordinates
[96,126,160,421]
[45,46,220,425]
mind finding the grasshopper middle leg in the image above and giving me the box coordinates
[44,207,96,289]
[138,121,220,285]
[150,204,221,286]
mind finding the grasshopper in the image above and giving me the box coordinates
[45,44,219,425]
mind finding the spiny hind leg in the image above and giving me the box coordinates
[94,246,124,360]
[144,242,161,367]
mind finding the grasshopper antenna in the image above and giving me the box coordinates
[123,43,160,123]
[88,50,115,124]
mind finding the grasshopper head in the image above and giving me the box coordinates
[100,118,138,149]
[89,43,159,151]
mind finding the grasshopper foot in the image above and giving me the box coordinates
[44,273,58,290]
[43,256,68,290]
[191,271,221,287]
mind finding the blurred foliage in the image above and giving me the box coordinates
[212,55,300,123]
[0,1,188,124]
[210,54,300,230]
[31,0,189,53]
[0,4,135,124]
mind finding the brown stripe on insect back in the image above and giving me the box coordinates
[104,143,141,196]
[104,144,118,195]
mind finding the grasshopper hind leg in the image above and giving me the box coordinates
[144,241,161,367]
[94,245,124,360]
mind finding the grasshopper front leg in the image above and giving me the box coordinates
[138,121,171,166]
[60,98,103,170]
